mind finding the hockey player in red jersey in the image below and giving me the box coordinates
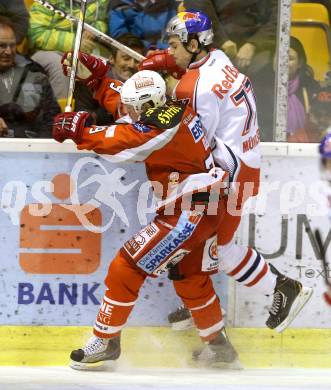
[139,10,313,342]
[52,64,241,369]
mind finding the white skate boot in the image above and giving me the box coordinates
[70,335,121,370]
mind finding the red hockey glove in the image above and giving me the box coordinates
[138,50,185,79]
[324,289,331,305]
[52,111,92,143]
[61,51,110,89]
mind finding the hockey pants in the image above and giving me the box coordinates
[93,210,224,342]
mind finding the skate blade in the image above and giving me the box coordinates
[275,286,313,333]
[70,359,117,371]
[171,317,194,331]
[210,358,243,370]
[191,357,243,370]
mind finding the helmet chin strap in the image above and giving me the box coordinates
[184,39,202,66]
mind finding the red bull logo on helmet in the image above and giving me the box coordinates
[178,11,201,22]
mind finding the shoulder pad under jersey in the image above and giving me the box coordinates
[140,104,184,129]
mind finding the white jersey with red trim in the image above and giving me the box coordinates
[173,49,261,172]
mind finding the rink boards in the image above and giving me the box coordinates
[0,140,330,368]
[2,326,331,368]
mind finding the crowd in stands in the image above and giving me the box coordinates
[0,0,330,141]
[0,14,59,138]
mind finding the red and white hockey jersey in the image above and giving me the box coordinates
[77,96,228,211]
[173,49,261,174]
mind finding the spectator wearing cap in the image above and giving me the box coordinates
[0,16,60,138]
[0,1,29,45]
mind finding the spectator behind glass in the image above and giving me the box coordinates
[310,88,331,137]
[108,33,145,80]
[254,36,321,142]
[74,33,145,125]
[286,37,321,142]
[108,0,177,50]
[0,16,60,138]
[28,0,110,99]
[0,1,29,45]
[179,0,278,76]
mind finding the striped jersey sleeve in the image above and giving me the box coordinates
[77,121,180,163]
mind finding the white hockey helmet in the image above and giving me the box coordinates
[166,10,214,46]
[120,70,167,113]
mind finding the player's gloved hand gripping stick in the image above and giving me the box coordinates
[61,51,110,90]
[54,51,111,142]
[53,0,93,143]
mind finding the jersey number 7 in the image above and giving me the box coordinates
[231,77,256,137]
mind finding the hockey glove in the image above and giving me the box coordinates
[52,111,92,143]
[61,51,110,89]
[138,49,185,79]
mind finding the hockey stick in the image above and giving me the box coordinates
[64,0,86,112]
[33,0,146,62]
[314,229,331,288]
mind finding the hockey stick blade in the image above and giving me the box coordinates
[314,229,331,288]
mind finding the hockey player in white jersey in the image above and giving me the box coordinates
[139,10,313,353]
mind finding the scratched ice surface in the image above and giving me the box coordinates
[0,367,331,390]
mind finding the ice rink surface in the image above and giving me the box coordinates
[1,367,331,390]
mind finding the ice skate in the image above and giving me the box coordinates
[266,264,313,333]
[168,305,194,331]
[70,335,121,370]
[192,329,242,370]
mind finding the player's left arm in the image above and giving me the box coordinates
[77,121,163,162]
[52,107,183,162]
[61,51,124,120]
[195,83,221,144]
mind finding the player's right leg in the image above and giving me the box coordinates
[218,162,313,331]
[70,251,146,370]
